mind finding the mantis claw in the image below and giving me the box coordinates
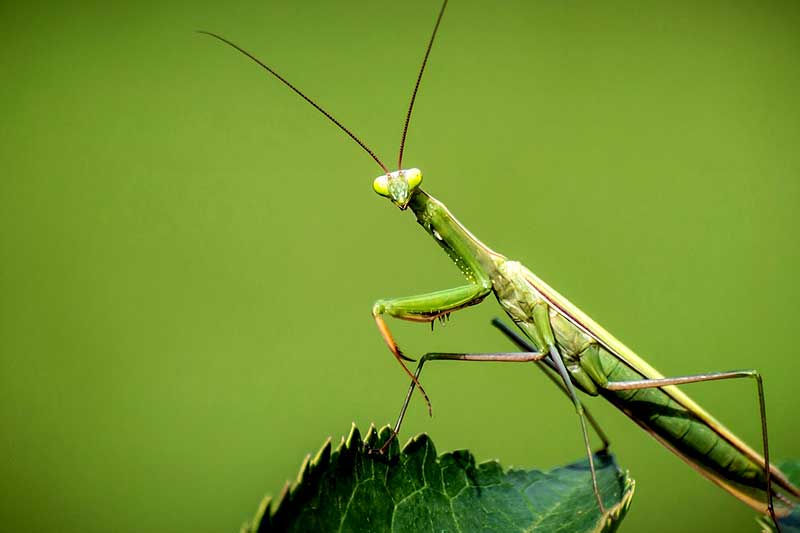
[397,349,416,362]
[364,443,388,457]
[366,429,400,457]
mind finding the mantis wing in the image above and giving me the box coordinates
[519,264,800,513]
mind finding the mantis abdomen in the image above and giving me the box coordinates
[497,259,799,516]
[593,347,776,509]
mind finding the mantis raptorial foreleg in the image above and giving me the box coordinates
[372,283,492,414]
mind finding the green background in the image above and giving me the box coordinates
[2,0,798,531]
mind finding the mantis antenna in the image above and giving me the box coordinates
[199,0,448,177]
[397,0,448,170]
[197,30,390,175]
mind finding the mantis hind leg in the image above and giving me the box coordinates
[603,370,779,529]
[493,317,787,528]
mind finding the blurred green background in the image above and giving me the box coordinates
[2,0,798,531]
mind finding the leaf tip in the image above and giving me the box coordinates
[246,494,272,533]
[346,422,363,449]
[310,437,332,470]
[295,453,312,486]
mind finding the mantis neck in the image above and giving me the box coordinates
[407,189,504,283]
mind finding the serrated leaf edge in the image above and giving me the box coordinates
[248,423,372,529]
[245,424,635,532]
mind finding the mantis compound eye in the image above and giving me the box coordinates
[403,168,423,190]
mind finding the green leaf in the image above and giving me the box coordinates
[757,459,800,533]
[243,425,635,533]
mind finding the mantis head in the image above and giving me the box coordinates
[373,168,423,210]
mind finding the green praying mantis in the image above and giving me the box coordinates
[201,0,799,528]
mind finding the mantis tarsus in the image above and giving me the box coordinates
[201,0,799,527]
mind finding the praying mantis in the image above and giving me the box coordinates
[200,0,799,528]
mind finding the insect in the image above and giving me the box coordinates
[200,0,798,527]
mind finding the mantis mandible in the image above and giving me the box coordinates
[200,0,799,527]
